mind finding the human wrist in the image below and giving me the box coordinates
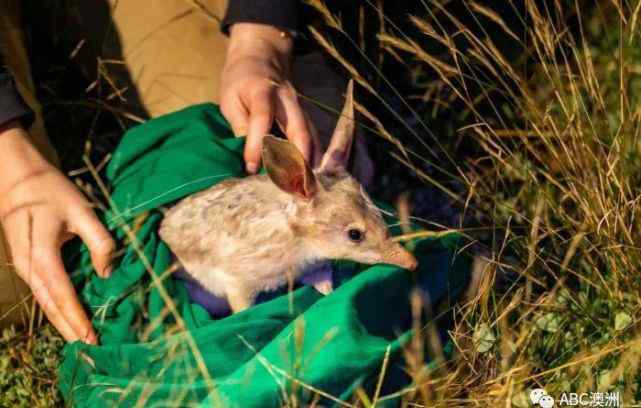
[0,124,52,195]
[227,23,294,64]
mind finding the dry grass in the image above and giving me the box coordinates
[308,0,641,405]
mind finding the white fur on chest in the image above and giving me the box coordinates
[183,244,315,297]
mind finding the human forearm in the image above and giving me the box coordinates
[221,0,299,34]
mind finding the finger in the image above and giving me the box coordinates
[29,271,95,343]
[2,213,44,309]
[221,96,249,137]
[275,86,314,163]
[71,210,116,278]
[31,240,98,344]
[6,213,96,343]
[245,87,275,173]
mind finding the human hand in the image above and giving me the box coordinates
[0,123,115,343]
[220,23,315,173]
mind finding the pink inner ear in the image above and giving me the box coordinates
[285,172,313,199]
[289,175,305,197]
[262,135,317,199]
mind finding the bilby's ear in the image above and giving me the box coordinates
[318,80,355,175]
[262,135,318,199]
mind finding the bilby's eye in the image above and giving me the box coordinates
[348,229,364,242]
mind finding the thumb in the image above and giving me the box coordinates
[71,210,116,278]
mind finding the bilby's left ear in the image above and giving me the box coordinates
[317,80,355,175]
[262,135,318,199]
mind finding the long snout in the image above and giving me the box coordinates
[381,242,418,271]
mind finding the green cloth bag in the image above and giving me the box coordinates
[58,104,471,407]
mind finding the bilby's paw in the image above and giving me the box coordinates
[300,261,334,295]
[313,279,333,295]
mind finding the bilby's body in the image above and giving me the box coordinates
[159,81,417,313]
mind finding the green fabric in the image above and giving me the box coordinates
[58,104,471,407]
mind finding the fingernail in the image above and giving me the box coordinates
[246,162,258,174]
[102,265,113,278]
[85,331,98,345]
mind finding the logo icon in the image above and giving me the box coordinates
[530,388,555,407]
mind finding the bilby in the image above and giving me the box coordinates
[159,81,417,313]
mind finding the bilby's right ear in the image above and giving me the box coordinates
[317,80,355,175]
[262,135,318,200]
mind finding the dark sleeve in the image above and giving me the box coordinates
[221,0,299,33]
[0,60,34,130]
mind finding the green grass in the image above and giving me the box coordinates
[0,323,63,407]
